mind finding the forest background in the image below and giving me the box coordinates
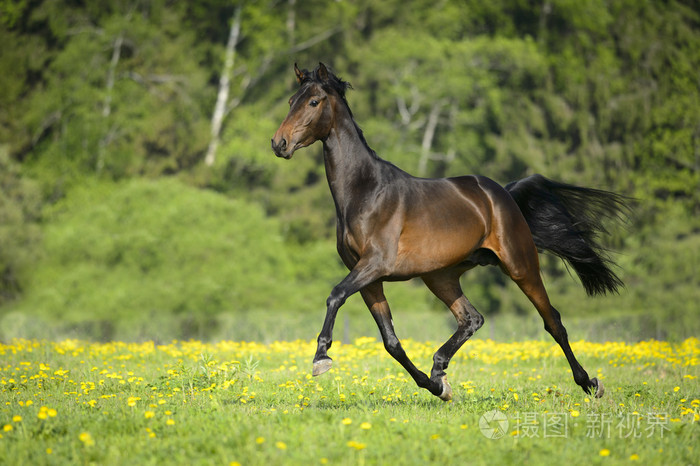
[1,0,698,343]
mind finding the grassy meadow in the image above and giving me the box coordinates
[1,337,698,465]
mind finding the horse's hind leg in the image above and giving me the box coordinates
[422,270,484,401]
[495,240,604,398]
[360,283,444,398]
[520,278,604,397]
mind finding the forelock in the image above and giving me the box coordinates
[296,65,352,99]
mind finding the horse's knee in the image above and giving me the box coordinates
[326,289,347,312]
[382,334,404,358]
[383,336,400,354]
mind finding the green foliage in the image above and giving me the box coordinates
[0,150,42,305]
[1,0,699,340]
[6,178,343,339]
[12,0,210,191]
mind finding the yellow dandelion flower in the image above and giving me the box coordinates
[3,424,12,432]
[341,418,352,425]
[673,386,680,392]
[256,437,265,444]
[360,422,372,430]
[12,415,22,423]
[347,440,366,450]
[276,441,287,450]
[629,454,639,461]
[47,408,57,417]
[37,411,48,420]
[166,418,175,426]
[430,434,440,440]
[144,411,155,419]
[79,432,95,447]
[570,410,580,418]
[599,449,610,457]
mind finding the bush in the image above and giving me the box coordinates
[4,178,340,339]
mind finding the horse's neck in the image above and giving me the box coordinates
[322,115,384,213]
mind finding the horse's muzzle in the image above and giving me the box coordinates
[271,137,292,159]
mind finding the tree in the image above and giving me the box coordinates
[14,1,210,186]
[204,6,242,167]
[0,150,42,304]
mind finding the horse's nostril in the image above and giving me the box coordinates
[271,137,289,156]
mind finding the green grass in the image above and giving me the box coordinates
[1,338,698,465]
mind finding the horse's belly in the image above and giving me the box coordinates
[393,222,485,277]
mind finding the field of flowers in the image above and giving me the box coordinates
[1,337,698,465]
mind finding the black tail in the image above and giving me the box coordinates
[505,174,628,296]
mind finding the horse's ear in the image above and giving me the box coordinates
[294,63,307,85]
[317,62,329,83]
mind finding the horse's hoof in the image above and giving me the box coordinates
[312,358,332,376]
[438,375,453,402]
[591,377,605,398]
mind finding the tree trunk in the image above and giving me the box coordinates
[204,6,242,167]
[417,101,444,177]
[103,33,123,118]
[287,0,296,46]
[97,33,124,174]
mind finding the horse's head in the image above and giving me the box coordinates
[271,63,350,159]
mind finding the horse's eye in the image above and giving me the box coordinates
[310,100,319,107]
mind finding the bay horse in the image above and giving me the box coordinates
[271,63,627,400]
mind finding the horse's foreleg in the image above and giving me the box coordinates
[360,283,444,397]
[422,271,484,401]
[312,257,386,376]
